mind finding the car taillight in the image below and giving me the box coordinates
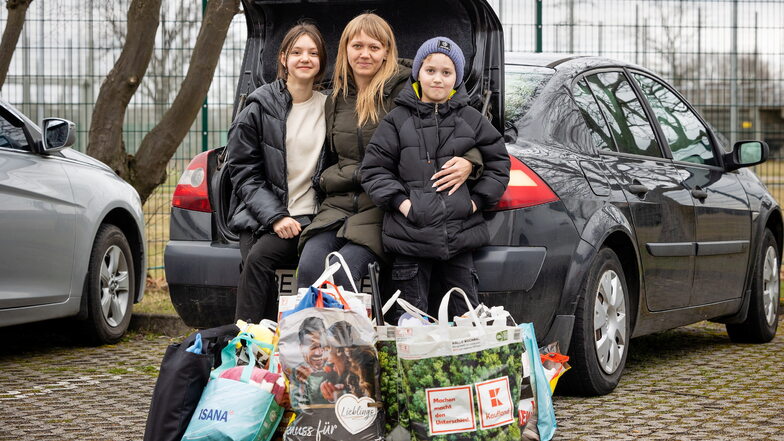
[172,151,212,212]
[489,155,559,211]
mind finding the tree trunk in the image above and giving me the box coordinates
[0,0,33,90]
[131,0,239,203]
[86,0,162,178]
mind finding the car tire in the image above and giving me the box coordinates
[84,224,135,344]
[726,228,779,343]
[560,247,630,396]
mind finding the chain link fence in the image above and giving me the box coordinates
[1,0,782,275]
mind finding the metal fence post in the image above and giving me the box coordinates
[536,0,543,53]
[730,0,738,147]
[202,0,209,152]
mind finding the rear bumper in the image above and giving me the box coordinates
[165,240,556,329]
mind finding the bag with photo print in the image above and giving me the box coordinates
[278,284,383,441]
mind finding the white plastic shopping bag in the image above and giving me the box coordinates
[395,288,524,441]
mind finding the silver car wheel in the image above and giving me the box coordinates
[99,245,130,328]
[594,269,627,375]
[762,245,779,327]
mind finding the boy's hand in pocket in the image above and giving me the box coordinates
[399,199,412,218]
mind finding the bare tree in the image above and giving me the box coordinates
[86,0,162,179]
[104,2,201,121]
[0,0,33,90]
[89,0,240,203]
[644,3,701,90]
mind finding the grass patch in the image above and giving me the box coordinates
[135,275,177,315]
[107,367,132,375]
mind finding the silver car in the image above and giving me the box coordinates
[0,99,146,343]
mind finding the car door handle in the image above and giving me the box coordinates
[691,188,708,199]
[627,184,650,195]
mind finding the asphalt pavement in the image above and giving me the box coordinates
[1,316,782,440]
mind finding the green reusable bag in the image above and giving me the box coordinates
[396,288,524,441]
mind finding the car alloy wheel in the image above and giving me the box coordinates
[762,244,779,327]
[100,244,130,328]
[727,228,779,343]
[594,269,627,375]
[85,224,135,344]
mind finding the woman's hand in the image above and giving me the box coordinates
[272,216,302,239]
[320,381,337,402]
[431,156,473,195]
[399,199,412,218]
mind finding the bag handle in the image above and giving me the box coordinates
[211,333,274,380]
[396,297,438,325]
[316,281,351,309]
[381,290,402,315]
[324,251,360,293]
[311,261,343,290]
[437,287,482,328]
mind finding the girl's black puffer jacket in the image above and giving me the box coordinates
[361,84,510,260]
[226,79,327,235]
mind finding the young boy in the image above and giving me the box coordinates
[361,37,510,322]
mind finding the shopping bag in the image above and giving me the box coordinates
[278,286,383,441]
[516,323,557,441]
[143,323,240,441]
[375,290,419,440]
[396,288,524,441]
[278,252,373,320]
[182,333,284,441]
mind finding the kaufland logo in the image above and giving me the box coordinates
[198,408,232,422]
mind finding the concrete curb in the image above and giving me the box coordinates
[129,313,194,337]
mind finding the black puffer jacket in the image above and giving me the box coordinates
[361,84,510,260]
[226,80,327,234]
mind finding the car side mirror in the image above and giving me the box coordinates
[41,118,76,153]
[723,140,768,172]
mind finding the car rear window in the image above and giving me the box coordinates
[504,65,553,123]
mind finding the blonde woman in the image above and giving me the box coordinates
[297,13,479,289]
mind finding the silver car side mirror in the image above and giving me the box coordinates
[42,118,76,152]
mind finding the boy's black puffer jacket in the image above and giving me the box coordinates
[360,85,510,260]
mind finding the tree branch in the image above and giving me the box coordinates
[0,0,33,90]
[86,0,162,178]
[130,0,240,203]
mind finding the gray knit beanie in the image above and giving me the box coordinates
[412,37,466,87]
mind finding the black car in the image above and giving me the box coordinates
[165,0,781,395]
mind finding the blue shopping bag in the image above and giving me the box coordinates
[518,323,556,441]
[182,333,284,441]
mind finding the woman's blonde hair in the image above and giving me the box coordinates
[332,13,399,126]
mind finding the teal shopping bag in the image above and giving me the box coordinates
[182,333,284,441]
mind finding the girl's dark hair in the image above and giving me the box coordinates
[277,22,328,84]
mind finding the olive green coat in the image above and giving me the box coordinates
[299,60,482,260]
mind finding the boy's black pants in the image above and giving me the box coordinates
[389,252,480,324]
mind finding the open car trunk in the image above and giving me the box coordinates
[214,0,505,242]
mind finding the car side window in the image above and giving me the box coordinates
[585,72,662,158]
[0,114,29,151]
[572,79,616,152]
[633,73,717,166]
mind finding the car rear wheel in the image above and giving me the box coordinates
[726,228,779,343]
[84,224,135,344]
[561,247,630,396]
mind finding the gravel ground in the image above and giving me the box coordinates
[1,318,782,441]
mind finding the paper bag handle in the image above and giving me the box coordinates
[437,287,482,328]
